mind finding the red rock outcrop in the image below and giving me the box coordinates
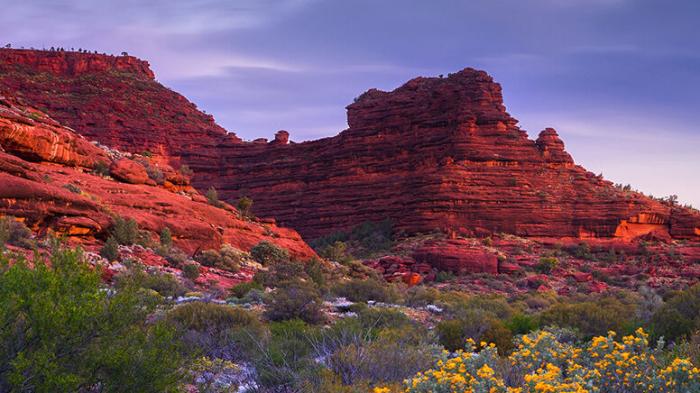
[109,158,149,185]
[2,49,699,242]
[0,98,315,259]
[412,239,498,274]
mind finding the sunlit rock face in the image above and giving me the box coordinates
[1,49,698,241]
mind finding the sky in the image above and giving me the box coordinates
[1,0,699,207]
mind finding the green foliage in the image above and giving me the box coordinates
[159,227,173,249]
[318,240,352,263]
[146,165,164,184]
[650,284,700,341]
[111,216,139,245]
[182,263,200,280]
[167,302,258,332]
[195,243,243,271]
[0,216,33,249]
[167,302,264,362]
[331,277,398,303]
[230,280,263,298]
[206,186,223,208]
[236,196,253,217]
[540,295,637,339]
[264,280,326,324]
[63,183,82,194]
[0,247,185,392]
[178,164,194,177]
[535,256,559,274]
[252,319,320,390]
[250,240,289,265]
[505,313,540,335]
[253,259,307,287]
[100,235,120,261]
[114,267,187,298]
[311,219,394,259]
[93,160,111,176]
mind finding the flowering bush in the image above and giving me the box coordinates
[377,328,700,393]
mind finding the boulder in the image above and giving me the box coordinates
[109,158,149,184]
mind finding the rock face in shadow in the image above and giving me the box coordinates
[1,48,699,241]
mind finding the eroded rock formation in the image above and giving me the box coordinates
[1,48,698,242]
[0,95,315,259]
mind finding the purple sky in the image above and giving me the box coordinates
[2,0,699,207]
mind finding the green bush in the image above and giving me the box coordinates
[112,216,139,245]
[195,243,243,271]
[505,313,540,335]
[93,160,110,176]
[167,302,258,332]
[230,281,264,298]
[63,183,82,194]
[182,263,200,280]
[100,235,120,261]
[650,284,700,341]
[206,186,223,208]
[250,241,289,265]
[253,259,307,288]
[236,196,253,217]
[167,302,264,361]
[318,240,352,263]
[159,227,173,249]
[331,277,398,303]
[0,247,185,392]
[0,216,33,249]
[535,256,559,274]
[310,220,394,259]
[540,296,637,339]
[115,268,187,298]
[264,280,326,324]
[252,319,320,390]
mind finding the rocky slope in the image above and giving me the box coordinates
[1,48,698,241]
[0,94,315,259]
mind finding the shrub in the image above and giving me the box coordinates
[206,186,223,208]
[264,280,326,324]
[112,216,139,245]
[182,263,200,280]
[505,313,540,335]
[252,259,319,292]
[252,319,320,390]
[195,243,243,271]
[0,247,185,392]
[167,302,258,332]
[395,328,700,393]
[540,296,636,339]
[230,281,264,299]
[146,165,164,184]
[159,227,173,249]
[436,310,513,353]
[310,220,394,259]
[178,164,194,177]
[100,236,120,261]
[650,284,700,341]
[0,216,33,249]
[167,302,264,361]
[535,256,559,274]
[93,160,110,176]
[318,240,352,263]
[115,268,187,298]
[331,277,398,303]
[250,241,289,265]
[63,183,81,194]
[236,196,253,217]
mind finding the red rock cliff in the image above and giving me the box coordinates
[1,49,698,241]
